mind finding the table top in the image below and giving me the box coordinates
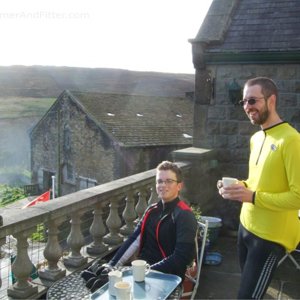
[47,270,91,300]
[90,269,181,300]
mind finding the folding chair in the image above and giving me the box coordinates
[278,211,300,270]
[277,249,300,270]
[182,219,209,300]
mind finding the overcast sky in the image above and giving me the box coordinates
[0,0,212,74]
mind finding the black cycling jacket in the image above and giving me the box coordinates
[109,197,197,280]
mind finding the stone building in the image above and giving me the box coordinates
[182,0,300,228]
[30,90,193,196]
[190,0,300,180]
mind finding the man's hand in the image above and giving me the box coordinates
[217,180,254,203]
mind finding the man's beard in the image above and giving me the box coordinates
[248,105,269,125]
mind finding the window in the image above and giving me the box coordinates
[62,163,76,184]
[79,176,97,190]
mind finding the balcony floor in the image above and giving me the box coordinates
[195,234,300,299]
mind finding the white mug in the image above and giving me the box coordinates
[108,270,122,296]
[222,177,238,187]
[114,281,132,300]
[131,260,150,282]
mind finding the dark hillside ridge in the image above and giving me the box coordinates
[0,66,194,98]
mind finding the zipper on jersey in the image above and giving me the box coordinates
[256,131,267,165]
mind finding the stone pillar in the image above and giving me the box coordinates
[193,70,213,149]
[120,191,137,236]
[39,218,66,281]
[7,230,38,299]
[103,196,123,245]
[87,203,108,255]
[148,186,158,205]
[135,189,148,219]
[64,211,88,267]
[172,147,218,212]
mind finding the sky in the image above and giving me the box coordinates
[0,0,213,74]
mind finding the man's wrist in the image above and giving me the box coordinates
[252,191,256,204]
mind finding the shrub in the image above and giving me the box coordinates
[0,184,27,207]
[190,204,202,220]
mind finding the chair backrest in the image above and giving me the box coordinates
[182,219,209,300]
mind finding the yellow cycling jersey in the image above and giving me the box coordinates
[241,122,300,252]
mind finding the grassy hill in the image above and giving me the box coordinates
[0,65,194,98]
[0,66,195,186]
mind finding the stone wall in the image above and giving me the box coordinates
[172,147,219,210]
[31,95,118,196]
[194,64,300,180]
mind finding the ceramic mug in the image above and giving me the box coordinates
[114,281,132,300]
[131,260,150,282]
[108,270,122,296]
[222,177,238,187]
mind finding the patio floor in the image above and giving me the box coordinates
[195,233,300,299]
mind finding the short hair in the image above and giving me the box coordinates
[244,77,278,101]
[156,161,183,182]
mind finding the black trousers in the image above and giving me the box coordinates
[237,224,285,299]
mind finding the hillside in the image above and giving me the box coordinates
[0,66,195,186]
[0,66,194,98]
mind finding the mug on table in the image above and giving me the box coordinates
[108,270,122,296]
[131,260,150,282]
[114,281,132,300]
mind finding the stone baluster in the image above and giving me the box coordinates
[148,186,158,205]
[64,211,88,267]
[103,196,123,245]
[39,218,66,281]
[87,203,108,255]
[7,230,38,299]
[135,189,148,219]
[120,191,137,236]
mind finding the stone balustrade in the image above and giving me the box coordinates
[0,162,190,299]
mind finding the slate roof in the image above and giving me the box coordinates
[220,0,300,52]
[69,91,193,147]
[194,0,300,54]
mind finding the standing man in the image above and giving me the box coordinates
[218,77,300,299]
[83,160,197,292]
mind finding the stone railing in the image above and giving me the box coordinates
[0,162,190,299]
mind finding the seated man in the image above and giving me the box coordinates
[82,160,198,292]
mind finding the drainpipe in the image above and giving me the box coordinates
[52,175,56,199]
[57,108,61,197]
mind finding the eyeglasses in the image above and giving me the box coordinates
[156,179,178,185]
[239,97,265,106]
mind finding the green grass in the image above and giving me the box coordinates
[0,97,56,119]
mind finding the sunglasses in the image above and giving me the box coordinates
[239,97,265,106]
